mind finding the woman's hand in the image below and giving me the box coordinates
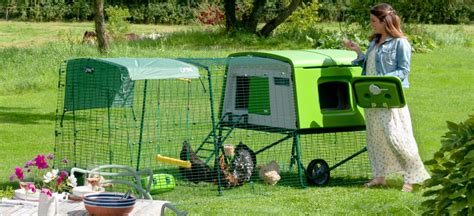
[342,38,362,55]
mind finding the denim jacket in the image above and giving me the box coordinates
[352,36,412,88]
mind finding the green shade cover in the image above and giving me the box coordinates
[102,58,200,80]
[64,58,200,111]
[352,76,406,108]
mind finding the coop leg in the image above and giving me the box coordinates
[293,132,306,188]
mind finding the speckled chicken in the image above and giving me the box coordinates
[219,142,256,188]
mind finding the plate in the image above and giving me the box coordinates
[72,186,105,197]
[14,189,40,201]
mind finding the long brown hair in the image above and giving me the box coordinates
[369,3,404,42]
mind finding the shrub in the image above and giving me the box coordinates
[404,24,437,53]
[129,5,147,23]
[278,0,320,33]
[349,0,473,24]
[71,0,93,21]
[145,3,195,25]
[105,6,131,39]
[42,2,70,21]
[196,3,225,25]
[422,115,474,216]
[317,0,351,22]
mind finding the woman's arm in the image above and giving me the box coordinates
[352,53,366,67]
[342,39,366,67]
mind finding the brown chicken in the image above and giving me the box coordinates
[179,141,215,184]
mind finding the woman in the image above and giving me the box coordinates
[342,3,430,192]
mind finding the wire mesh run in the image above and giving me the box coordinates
[54,56,371,196]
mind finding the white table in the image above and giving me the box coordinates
[0,199,182,216]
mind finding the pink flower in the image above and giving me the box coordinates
[41,188,52,197]
[46,153,54,160]
[57,171,68,185]
[60,171,68,178]
[15,167,24,180]
[9,174,15,182]
[61,159,68,164]
[27,183,36,193]
[24,160,34,168]
[34,155,48,170]
[57,176,63,185]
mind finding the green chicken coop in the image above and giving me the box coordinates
[54,50,405,196]
[216,49,405,186]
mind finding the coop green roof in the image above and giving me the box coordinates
[229,49,357,68]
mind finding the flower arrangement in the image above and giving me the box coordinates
[9,153,77,198]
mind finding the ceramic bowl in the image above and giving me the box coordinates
[84,204,134,216]
[83,192,135,216]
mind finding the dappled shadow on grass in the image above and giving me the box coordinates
[0,106,34,111]
[0,108,55,124]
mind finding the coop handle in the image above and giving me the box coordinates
[369,84,388,95]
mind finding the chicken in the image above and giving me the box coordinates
[179,141,215,184]
[231,142,256,184]
[258,161,281,185]
[218,155,239,188]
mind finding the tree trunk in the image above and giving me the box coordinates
[242,0,266,33]
[94,0,108,54]
[224,0,239,33]
[259,0,302,37]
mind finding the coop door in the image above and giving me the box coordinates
[318,81,351,111]
[352,76,405,108]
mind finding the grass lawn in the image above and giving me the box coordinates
[0,22,473,215]
[0,21,194,48]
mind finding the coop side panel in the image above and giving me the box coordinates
[223,56,296,130]
[293,66,365,129]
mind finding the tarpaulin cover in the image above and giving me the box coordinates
[63,58,199,111]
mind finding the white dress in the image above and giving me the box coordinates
[364,46,430,184]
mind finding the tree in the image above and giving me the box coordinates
[94,0,108,54]
[224,0,303,37]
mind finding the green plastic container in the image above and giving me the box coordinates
[141,174,176,195]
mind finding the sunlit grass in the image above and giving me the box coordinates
[0,21,196,48]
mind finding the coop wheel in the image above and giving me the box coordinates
[306,159,330,185]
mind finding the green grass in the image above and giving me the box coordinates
[0,21,193,48]
[0,22,473,215]
[409,46,474,160]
